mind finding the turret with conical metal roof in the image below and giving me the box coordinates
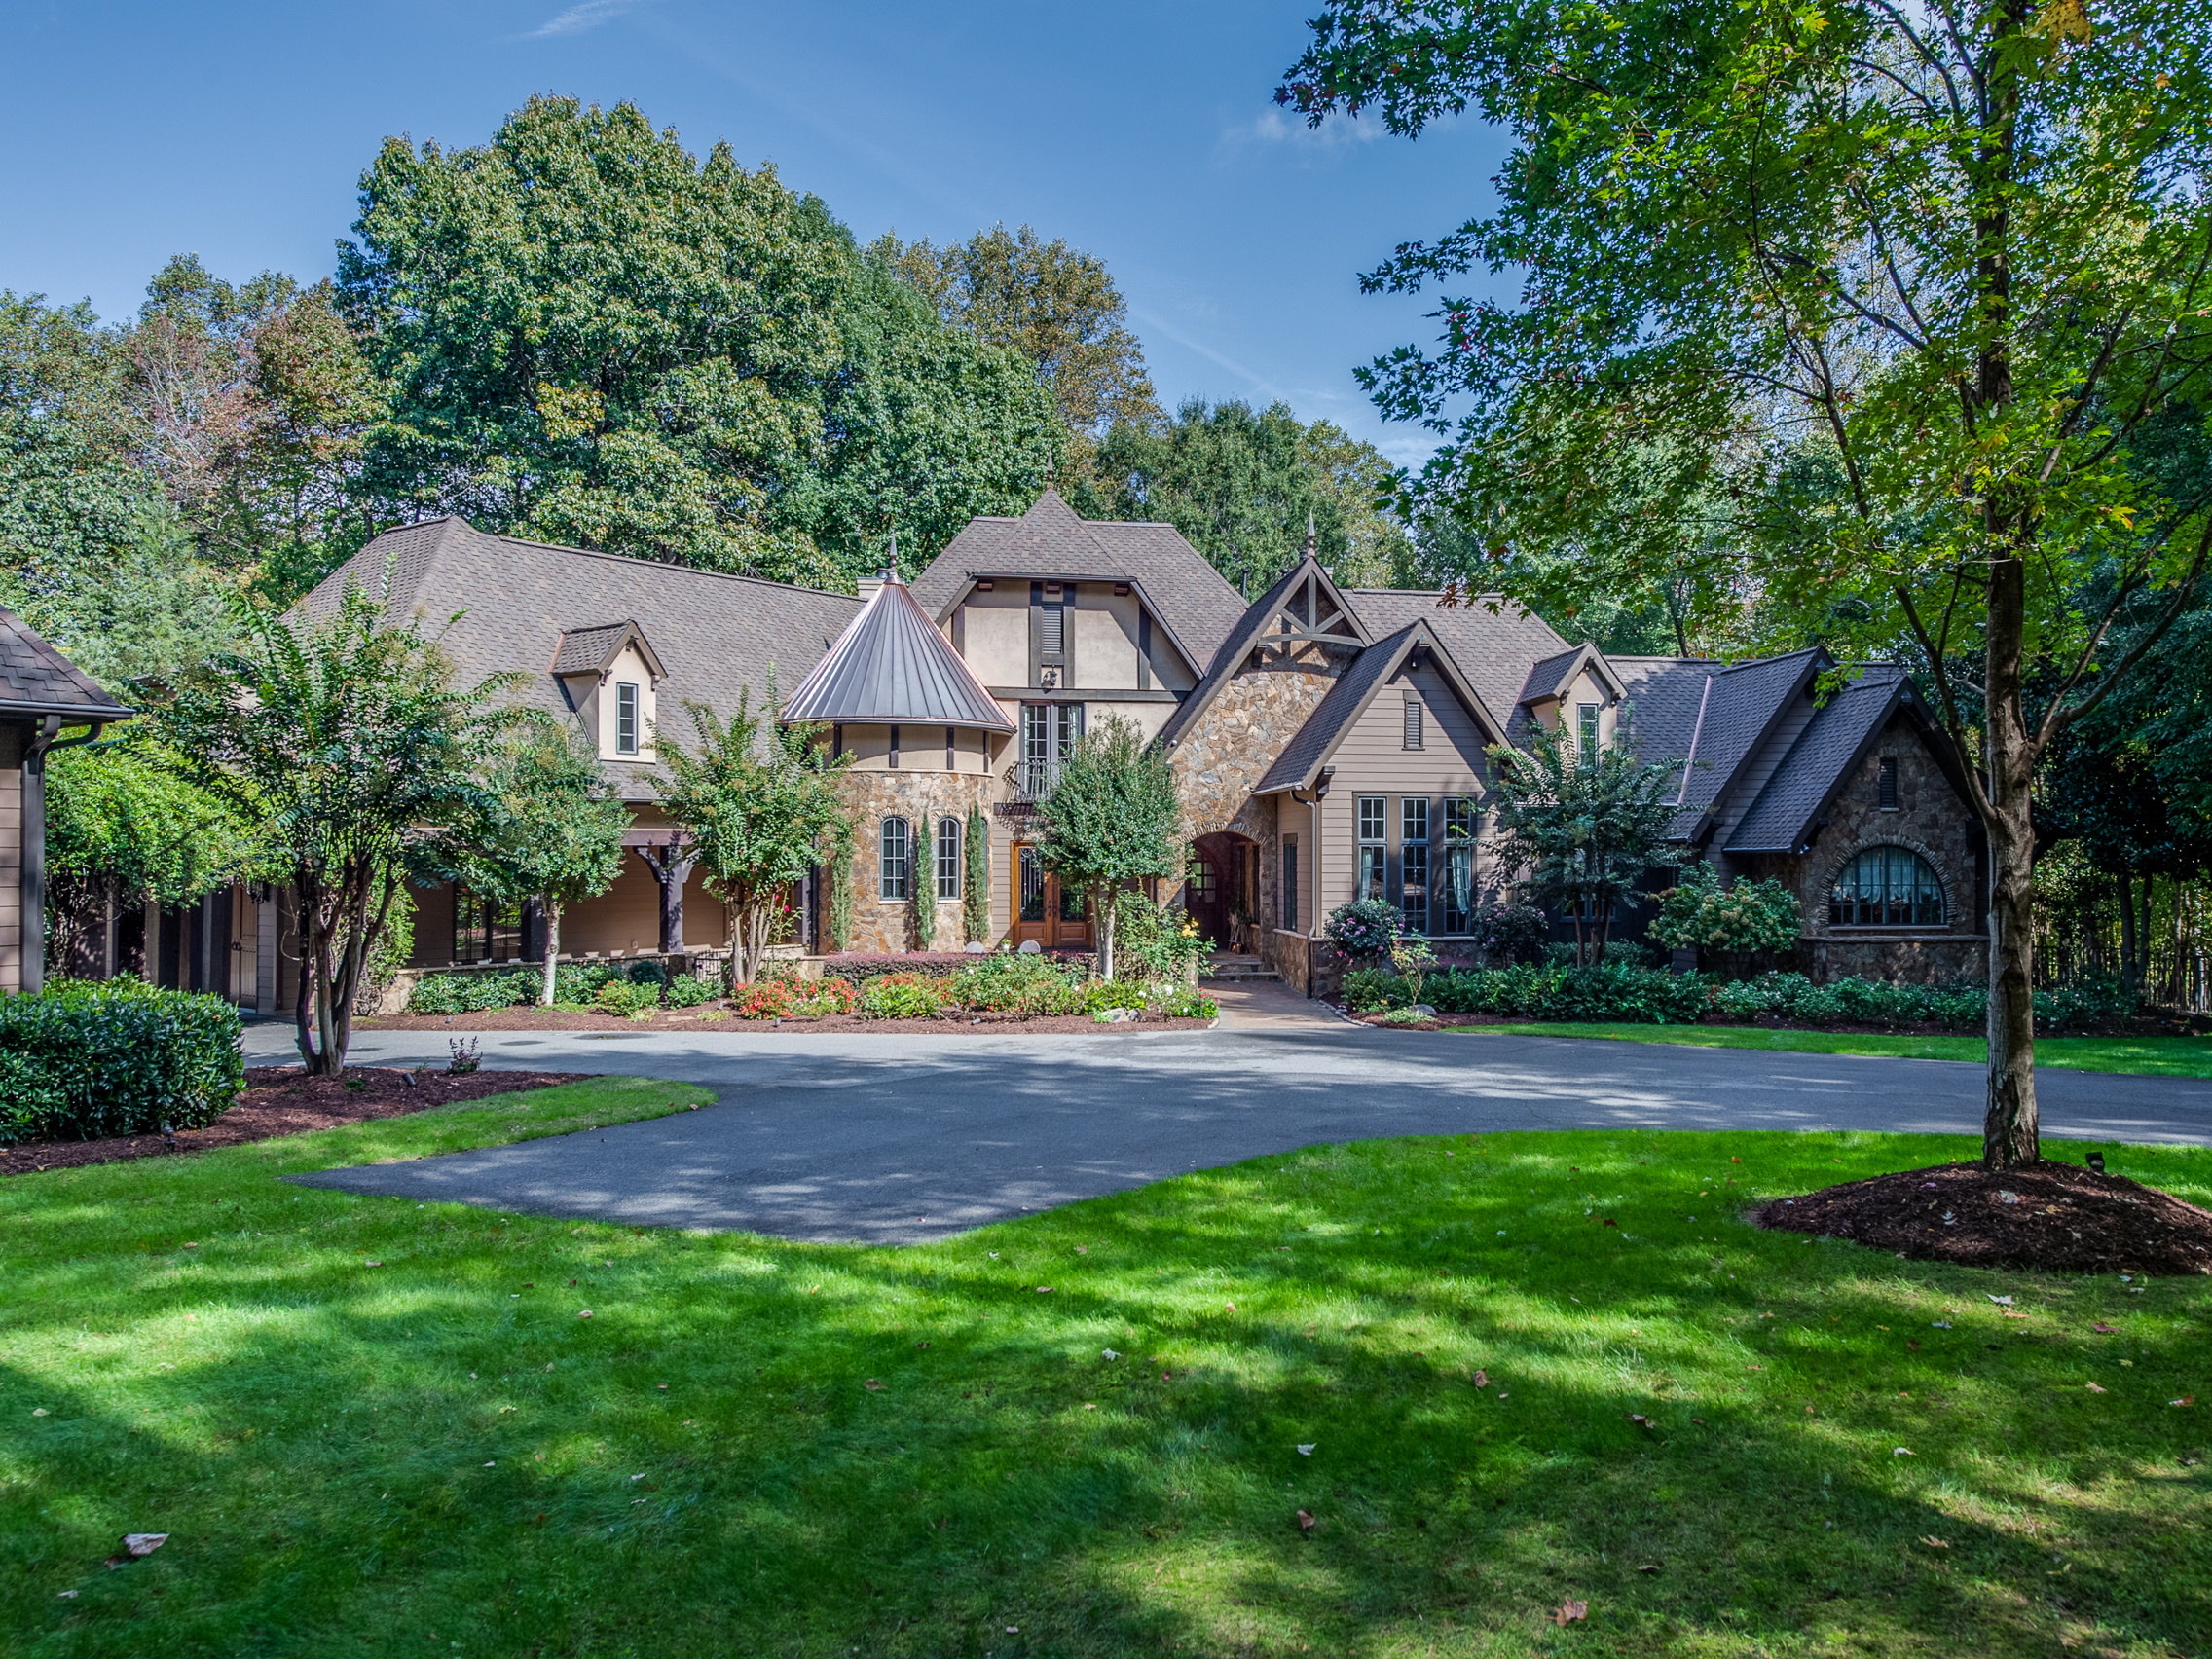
[780,552,1014,732]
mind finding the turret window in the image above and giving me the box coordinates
[880,817,911,900]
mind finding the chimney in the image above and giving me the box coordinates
[858,576,886,603]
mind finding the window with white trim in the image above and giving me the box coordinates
[1356,795,1387,902]
[615,682,641,756]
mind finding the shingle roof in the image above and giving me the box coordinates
[1682,649,1824,810]
[1253,624,1426,794]
[782,573,1013,732]
[0,607,133,720]
[909,490,1248,676]
[302,517,863,792]
[1345,591,1568,745]
[1726,666,1908,853]
[550,620,664,680]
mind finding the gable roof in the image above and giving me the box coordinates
[909,490,1248,678]
[1726,665,1914,854]
[1157,555,1369,749]
[1518,641,1628,705]
[0,607,133,722]
[303,517,863,791]
[781,572,1013,732]
[1252,621,1510,794]
[551,620,666,682]
[1344,591,1569,745]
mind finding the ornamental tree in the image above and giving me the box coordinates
[1280,0,2212,1166]
[1484,720,1681,964]
[455,727,630,1007]
[656,687,851,985]
[1034,715,1181,980]
[161,584,518,1074]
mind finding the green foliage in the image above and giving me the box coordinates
[454,727,630,1005]
[339,95,849,585]
[1034,714,1181,979]
[595,979,662,1017]
[1466,901,1550,965]
[963,804,991,944]
[656,687,852,984]
[949,953,1088,1014]
[0,290,150,578]
[158,583,522,1073]
[1711,971,2134,1036]
[0,979,243,1143]
[828,832,856,953]
[1485,719,1681,964]
[1093,398,1415,595]
[405,960,633,1015]
[912,843,938,952]
[1112,889,1206,982]
[664,972,721,1009]
[1648,861,1803,960]
[859,972,951,1019]
[1424,961,1713,1024]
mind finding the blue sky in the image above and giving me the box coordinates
[1,0,1508,466]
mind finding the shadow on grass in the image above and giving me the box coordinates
[4,1124,2208,1657]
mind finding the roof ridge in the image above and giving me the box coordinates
[479,530,862,602]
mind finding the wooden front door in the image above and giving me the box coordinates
[1012,842,1092,950]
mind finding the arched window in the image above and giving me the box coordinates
[935,816,962,900]
[1830,846,1944,926]
[879,817,911,900]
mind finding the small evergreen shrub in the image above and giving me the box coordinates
[0,980,245,1143]
[953,954,1087,1014]
[627,958,668,989]
[664,973,721,1008]
[595,979,661,1016]
[860,972,952,1018]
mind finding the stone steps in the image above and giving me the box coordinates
[1200,957,1280,982]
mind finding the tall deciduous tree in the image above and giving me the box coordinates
[1281,0,2212,1166]
[1034,715,1181,980]
[1096,398,1414,596]
[1484,720,1681,965]
[656,689,851,984]
[457,728,630,1006]
[161,586,518,1073]
[338,95,852,585]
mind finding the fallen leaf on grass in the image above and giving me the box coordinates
[1101,1348,1120,1360]
[577,1310,593,1319]
[1629,1414,1655,1431]
[1690,1418,1706,1425]
[1297,1444,1316,1456]
[2175,1396,2197,1408]
[56,1590,77,1598]
[864,1380,885,1391]
[1472,1369,1491,1387]
[1636,1564,1659,1573]
[1921,1536,1948,1549]
[1552,1599,1589,1625]
[1224,1302,1236,1312]
[1894,1447,1914,1456]
[1601,1219,1619,1228]
[104,1533,167,1568]
[1036,1286,1053,1295]
[1296,1510,1316,1532]
[1988,1295,2014,1306]
[2085,1382,2107,1393]
[2093,1322,2118,1334]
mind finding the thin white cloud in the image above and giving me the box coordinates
[1128,305,1277,398]
[528,0,649,40]
[1235,107,1386,150]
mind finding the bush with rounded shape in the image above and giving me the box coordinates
[665,973,721,1009]
[1324,899,1400,964]
[1468,903,1551,965]
[860,972,952,1018]
[0,980,245,1143]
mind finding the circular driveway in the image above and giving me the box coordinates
[259,1017,2212,1244]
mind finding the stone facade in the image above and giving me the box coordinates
[1166,647,1348,968]
[834,770,997,954]
[1730,711,1987,984]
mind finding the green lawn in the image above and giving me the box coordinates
[4,1084,2209,1658]
[1446,1021,2212,1076]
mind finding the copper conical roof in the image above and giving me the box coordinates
[780,571,1014,732]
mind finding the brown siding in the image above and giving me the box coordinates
[0,724,19,993]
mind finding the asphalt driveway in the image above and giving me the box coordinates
[264,1019,2212,1244]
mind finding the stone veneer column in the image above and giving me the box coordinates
[836,772,999,953]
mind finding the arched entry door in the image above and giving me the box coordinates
[1187,831,1258,951]
[1011,841,1091,950]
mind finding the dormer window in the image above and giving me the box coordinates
[1576,702,1601,759]
[615,682,641,756]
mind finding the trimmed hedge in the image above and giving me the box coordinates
[408,962,629,1014]
[0,979,244,1144]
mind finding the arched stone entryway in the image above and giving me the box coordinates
[1187,830,1260,952]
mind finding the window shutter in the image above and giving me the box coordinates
[1878,756,1899,809]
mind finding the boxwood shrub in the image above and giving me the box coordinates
[0,979,245,1144]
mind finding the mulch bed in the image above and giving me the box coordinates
[1751,1159,2212,1275]
[356,1010,1214,1035]
[0,1065,591,1178]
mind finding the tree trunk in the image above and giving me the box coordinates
[636,839,696,955]
[1098,883,1116,981]
[541,895,561,1007]
[2118,872,2141,998]
[1983,551,2040,1170]
[292,872,321,1072]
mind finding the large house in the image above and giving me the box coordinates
[243,489,1986,1007]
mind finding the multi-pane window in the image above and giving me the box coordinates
[615,682,640,755]
[1281,839,1299,932]
[1399,796,1430,933]
[1830,846,1944,926]
[1442,795,1477,934]
[1403,696,1424,750]
[935,816,962,901]
[1018,844,1046,922]
[1356,796,1387,902]
[1019,703,1085,795]
[453,888,524,964]
[1878,756,1899,810]
[879,817,911,900]
[1576,702,1600,760]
